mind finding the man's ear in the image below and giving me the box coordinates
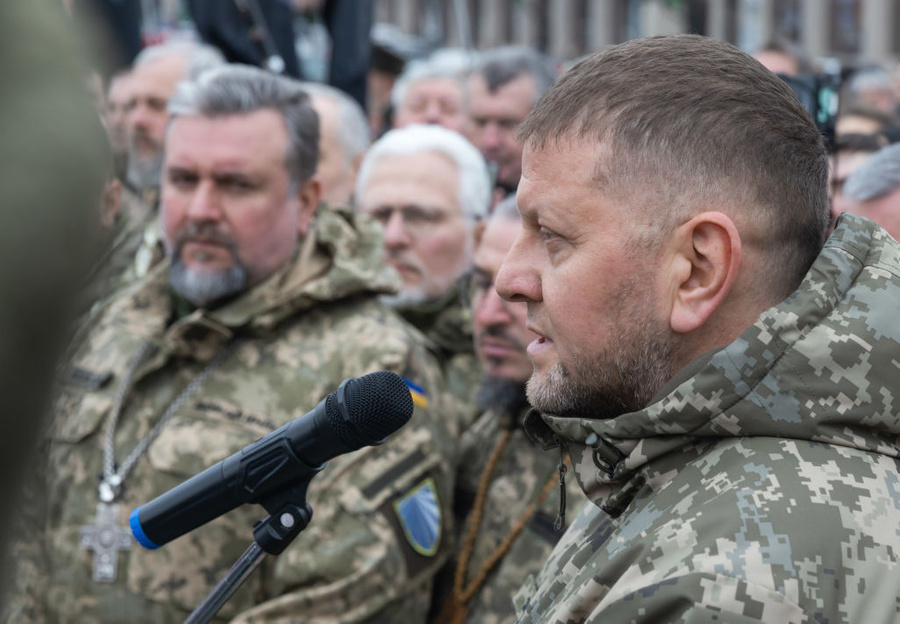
[295,177,322,236]
[472,220,487,249]
[668,212,742,334]
[350,152,365,179]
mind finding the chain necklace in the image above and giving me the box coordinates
[81,339,236,582]
[436,428,564,624]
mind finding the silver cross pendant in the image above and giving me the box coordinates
[80,501,133,582]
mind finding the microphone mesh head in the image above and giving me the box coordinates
[326,370,414,449]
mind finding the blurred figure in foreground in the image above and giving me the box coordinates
[0,0,107,604]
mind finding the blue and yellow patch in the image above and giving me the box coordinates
[393,477,441,556]
[403,377,428,409]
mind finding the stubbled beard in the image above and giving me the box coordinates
[526,289,679,420]
[379,290,431,308]
[380,236,472,308]
[477,376,528,414]
[126,143,164,193]
[476,325,528,372]
[167,224,248,308]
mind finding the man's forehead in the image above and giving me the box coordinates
[166,112,289,164]
[469,73,536,103]
[475,219,519,266]
[520,140,597,186]
[408,77,462,98]
[131,56,187,93]
[371,150,459,181]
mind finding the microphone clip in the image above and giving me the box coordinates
[253,484,314,555]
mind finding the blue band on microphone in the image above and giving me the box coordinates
[130,507,160,550]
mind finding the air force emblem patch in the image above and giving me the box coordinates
[393,477,441,556]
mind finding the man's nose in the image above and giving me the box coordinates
[480,122,503,151]
[185,181,223,221]
[423,100,442,124]
[496,235,540,304]
[382,209,411,247]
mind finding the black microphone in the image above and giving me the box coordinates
[129,370,414,550]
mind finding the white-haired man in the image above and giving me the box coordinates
[357,123,490,414]
[125,41,225,199]
[392,57,469,134]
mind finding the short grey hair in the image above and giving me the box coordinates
[301,82,370,164]
[843,143,900,202]
[470,46,556,102]
[391,57,469,110]
[133,40,226,80]
[356,124,490,221]
[168,65,319,185]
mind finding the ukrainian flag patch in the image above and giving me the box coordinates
[403,377,428,409]
[393,477,441,556]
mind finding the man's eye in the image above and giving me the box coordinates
[474,275,492,292]
[539,227,558,242]
[221,179,254,192]
[370,209,392,223]
[169,173,197,187]
[404,208,435,225]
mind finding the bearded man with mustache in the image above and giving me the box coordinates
[5,66,461,624]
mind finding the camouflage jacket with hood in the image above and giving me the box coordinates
[5,204,460,624]
[513,214,900,623]
[395,285,484,430]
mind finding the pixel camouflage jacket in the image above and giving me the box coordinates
[514,214,900,624]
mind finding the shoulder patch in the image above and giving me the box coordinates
[402,377,428,409]
[393,477,441,556]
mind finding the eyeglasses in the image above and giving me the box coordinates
[367,205,455,235]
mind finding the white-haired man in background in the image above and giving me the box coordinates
[125,41,225,199]
[391,55,470,134]
[356,123,490,417]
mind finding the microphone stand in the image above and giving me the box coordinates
[185,486,314,623]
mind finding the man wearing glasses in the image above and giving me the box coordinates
[356,124,490,421]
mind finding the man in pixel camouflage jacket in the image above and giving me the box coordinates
[4,66,458,623]
[495,36,900,623]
